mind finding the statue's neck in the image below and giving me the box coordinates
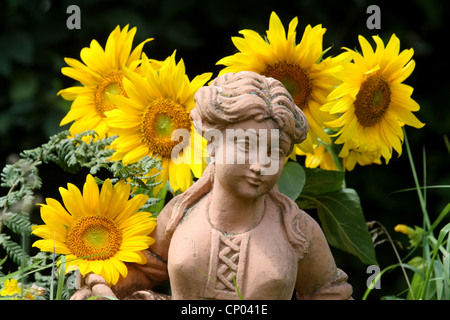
[207,185,265,234]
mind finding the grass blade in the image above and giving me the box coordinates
[56,255,66,300]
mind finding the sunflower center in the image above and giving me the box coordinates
[66,215,122,261]
[141,98,192,157]
[263,62,312,109]
[154,113,174,138]
[354,74,391,127]
[94,71,127,118]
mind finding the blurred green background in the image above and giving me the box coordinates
[0,0,449,299]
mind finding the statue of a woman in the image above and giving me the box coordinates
[72,71,352,300]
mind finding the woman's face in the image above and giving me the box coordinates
[213,118,291,200]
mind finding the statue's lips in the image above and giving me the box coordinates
[246,175,263,186]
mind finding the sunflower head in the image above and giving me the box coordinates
[323,34,424,164]
[217,11,341,154]
[58,25,153,139]
[32,174,157,286]
[104,52,212,193]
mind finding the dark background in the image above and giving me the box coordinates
[1,0,449,299]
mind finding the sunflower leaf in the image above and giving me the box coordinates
[298,188,377,265]
[301,167,345,196]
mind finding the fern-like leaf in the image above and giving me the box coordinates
[3,212,33,236]
[0,234,30,265]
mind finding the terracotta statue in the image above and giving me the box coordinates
[72,71,352,300]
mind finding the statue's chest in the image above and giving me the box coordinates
[168,208,298,299]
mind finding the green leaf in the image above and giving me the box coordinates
[3,212,33,236]
[0,234,30,265]
[277,161,305,200]
[0,255,7,267]
[146,181,168,215]
[299,188,377,265]
[301,167,345,196]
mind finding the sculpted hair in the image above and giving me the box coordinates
[191,71,308,146]
[166,72,309,258]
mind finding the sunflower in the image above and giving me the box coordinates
[217,11,341,154]
[58,25,152,139]
[104,52,212,193]
[32,174,157,286]
[322,34,424,163]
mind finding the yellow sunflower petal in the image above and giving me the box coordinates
[168,160,192,193]
[107,180,131,219]
[119,235,155,251]
[98,178,113,216]
[114,250,146,264]
[59,185,83,218]
[122,145,149,165]
[32,239,71,255]
[108,257,128,279]
[390,104,425,128]
[83,174,99,215]
[114,194,149,226]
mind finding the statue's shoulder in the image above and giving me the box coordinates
[151,194,184,244]
[156,194,182,222]
[156,192,208,239]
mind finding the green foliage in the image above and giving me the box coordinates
[278,160,378,265]
[362,133,450,300]
[293,167,377,265]
[22,130,114,174]
[278,156,377,265]
[21,130,162,194]
[2,212,33,237]
[300,167,345,196]
[0,233,30,266]
[0,158,42,214]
